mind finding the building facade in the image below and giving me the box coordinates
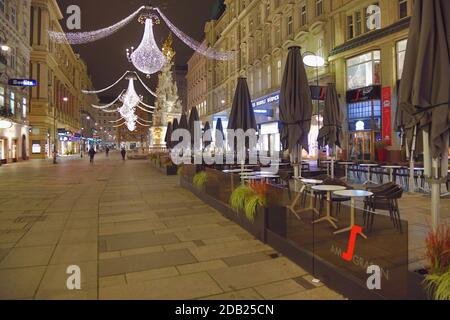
[94,96,120,148]
[29,0,97,159]
[0,0,32,164]
[202,0,413,161]
[186,50,207,120]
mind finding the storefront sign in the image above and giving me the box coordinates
[252,91,280,109]
[8,79,37,87]
[346,85,381,103]
[382,87,392,145]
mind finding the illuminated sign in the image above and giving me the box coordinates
[252,91,280,109]
[355,121,365,131]
[8,79,37,87]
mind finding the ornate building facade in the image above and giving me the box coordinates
[199,0,414,161]
[0,0,31,163]
[29,0,98,159]
[186,49,207,120]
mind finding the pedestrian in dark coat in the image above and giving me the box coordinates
[121,148,126,161]
[88,147,96,163]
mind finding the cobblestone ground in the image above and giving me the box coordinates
[0,153,344,300]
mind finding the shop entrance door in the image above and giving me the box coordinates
[350,131,374,161]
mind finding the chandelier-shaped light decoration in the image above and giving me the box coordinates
[90,76,154,132]
[49,6,145,44]
[130,16,167,76]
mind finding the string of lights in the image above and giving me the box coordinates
[133,72,157,97]
[82,71,130,94]
[49,6,145,44]
[91,90,125,109]
[154,7,234,61]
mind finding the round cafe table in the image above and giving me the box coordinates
[333,190,373,239]
[288,179,324,219]
[382,165,403,183]
[359,164,379,185]
[338,162,355,181]
[311,185,347,229]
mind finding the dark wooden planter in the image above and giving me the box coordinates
[165,165,178,176]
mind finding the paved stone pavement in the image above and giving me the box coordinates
[0,153,344,300]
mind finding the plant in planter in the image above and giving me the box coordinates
[229,181,269,222]
[193,171,208,190]
[423,225,450,300]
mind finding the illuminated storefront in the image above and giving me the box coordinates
[345,51,382,161]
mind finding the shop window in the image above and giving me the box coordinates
[396,39,408,80]
[348,100,382,131]
[399,0,408,19]
[346,51,381,90]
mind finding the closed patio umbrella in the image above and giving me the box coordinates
[279,46,313,180]
[178,113,188,130]
[215,118,225,150]
[189,106,201,151]
[172,118,179,132]
[164,122,173,149]
[203,121,212,149]
[318,83,343,178]
[228,77,257,171]
[398,0,450,230]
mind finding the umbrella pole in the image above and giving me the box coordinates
[430,158,440,232]
[331,147,335,179]
[408,126,417,193]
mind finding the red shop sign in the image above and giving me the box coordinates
[381,87,392,145]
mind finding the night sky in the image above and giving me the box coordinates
[56,0,216,97]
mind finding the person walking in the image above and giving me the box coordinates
[121,148,126,161]
[88,147,96,164]
[105,146,110,157]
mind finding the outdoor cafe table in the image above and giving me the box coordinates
[338,162,355,181]
[359,164,379,185]
[382,165,403,183]
[332,190,373,239]
[288,178,323,219]
[311,185,347,229]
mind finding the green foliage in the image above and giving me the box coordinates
[230,185,266,223]
[193,171,208,190]
[424,268,450,300]
[229,186,253,213]
[177,165,184,176]
[244,194,264,222]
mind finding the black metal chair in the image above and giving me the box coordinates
[364,184,404,233]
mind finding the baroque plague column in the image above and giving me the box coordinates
[149,34,182,150]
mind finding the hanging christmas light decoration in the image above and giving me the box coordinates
[154,7,234,61]
[128,13,167,76]
[49,5,234,62]
[86,75,154,132]
[49,6,145,44]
